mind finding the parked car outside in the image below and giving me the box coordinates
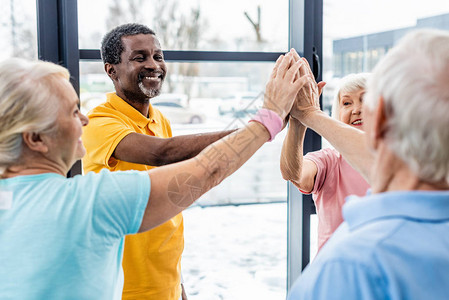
[152,94,206,124]
[218,92,263,117]
[152,93,189,106]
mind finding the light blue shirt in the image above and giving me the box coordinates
[0,170,150,300]
[288,190,449,300]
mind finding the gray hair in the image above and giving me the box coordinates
[101,23,156,65]
[331,73,370,120]
[0,58,69,174]
[364,29,449,185]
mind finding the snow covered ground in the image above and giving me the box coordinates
[171,99,319,299]
[182,203,318,300]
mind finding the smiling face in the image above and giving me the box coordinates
[109,34,167,104]
[338,88,365,130]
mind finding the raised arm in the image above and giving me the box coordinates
[280,117,317,193]
[113,129,235,166]
[290,58,373,182]
[138,50,311,231]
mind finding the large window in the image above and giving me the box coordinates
[14,1,449,297]
[322,0,449,112]
[78,0,288,52]
[36,0,321,296]
[78,0,295,296]
[308,0,449,262]
[80,57,290,299]
[0,0,37,60]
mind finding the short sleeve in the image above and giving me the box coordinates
[72,170,150,240]
[82,113,134,169]
[304,148,339,194]
[288,259,384,300]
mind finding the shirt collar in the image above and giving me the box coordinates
[106,92,157,128]
[343,190,449,230]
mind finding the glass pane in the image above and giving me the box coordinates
[322,1,449,113]
[0,0,37,60]
[314,0,449,259]
[78,0,288,52]
[79,60,287,298]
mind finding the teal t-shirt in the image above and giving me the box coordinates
[0,169,150,300]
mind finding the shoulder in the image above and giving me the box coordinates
[304,148,340,171]
[83,102,134,137]
[289,223,387,299]
[305,148,339,160]
[290,255,384,300]
[70,170,150,202]
[87,102,126,120]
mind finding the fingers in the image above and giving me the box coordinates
[291,48,300,62]
[284,59,304,83]
[294,74,313,91]
[300,58,318,94]
[276,52,293,79]
[302,57,312,73]
[317,81,326,96]
[272,49,301,80]
[299,58,307,78]
[270,55,284,79]
[289,49,301,81]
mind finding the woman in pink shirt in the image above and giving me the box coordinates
[281,73,370,251]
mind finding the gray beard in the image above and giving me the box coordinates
[138,82,160,98]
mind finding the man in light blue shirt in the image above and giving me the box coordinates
[289,191,449,299]
[287,29,449,299]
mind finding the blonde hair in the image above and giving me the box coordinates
[364,29,449,185]
[0,58,70,174]
[331,73,370,120]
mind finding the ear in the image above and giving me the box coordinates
[371,96,388,149]
[104,63,117,81]
[22,132,49,154]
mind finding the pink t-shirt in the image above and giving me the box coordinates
[304,148,370,251]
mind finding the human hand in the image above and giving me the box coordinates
[263,50,311,120]
[289,52,326,122]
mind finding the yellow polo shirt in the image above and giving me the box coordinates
[82,93,183,300]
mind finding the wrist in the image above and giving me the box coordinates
[289,115,303,126]
[291,108,322,126]
[249,108,283,142]
[262,104,286,120]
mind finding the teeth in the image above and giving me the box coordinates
[352,120,362,125]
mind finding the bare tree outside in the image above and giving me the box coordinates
[1,0,37,60]
[244,5,264,44]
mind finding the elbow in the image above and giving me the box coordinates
[144,151,167,166]
[281,171,292,182]
[280,167,293,181]
[280,163,299,182]
[145,139,183,166]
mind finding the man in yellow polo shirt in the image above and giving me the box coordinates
[82,23,233,300]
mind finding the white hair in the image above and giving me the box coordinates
[364,29,449,185]
[0,58,70,175]
[331,73,370,120]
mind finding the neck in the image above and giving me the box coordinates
[130,100,150,117]
[2,150,68,179]
[370,142,447,193]
[116,90,150,117]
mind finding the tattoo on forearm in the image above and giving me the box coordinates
[167,173,203,207]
